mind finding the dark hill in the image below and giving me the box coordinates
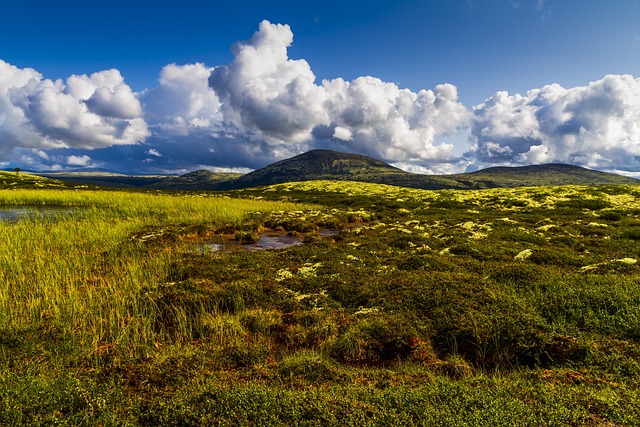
[198,150,638,191]
[211,150,460,190]
[448,163,639,187]
[35,150,637,191]
[147,170,242,190]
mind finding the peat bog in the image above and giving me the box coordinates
[1,178,640,425]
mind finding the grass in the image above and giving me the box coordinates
[1,181,640,425]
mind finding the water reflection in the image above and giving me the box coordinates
[0,205,80,222]
[198,228,344,253]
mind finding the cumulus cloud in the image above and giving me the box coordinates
[209,21,330,147]
[5,21,640,176]
[0,60,47,155]
[332,126,353,141]
[1,22,472,172]
[208,20,471,165]
[140,63,222,136]
[67,154,93,167]
[471,74,640,172]
[0,61,149,162]
[322,77,472,163]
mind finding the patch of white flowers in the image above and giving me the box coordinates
[514,249,533,261]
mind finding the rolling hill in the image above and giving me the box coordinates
[27,149,639,191]
[156,150,639,191]
[0,170,89,189]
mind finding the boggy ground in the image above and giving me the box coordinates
[1,181,640,425]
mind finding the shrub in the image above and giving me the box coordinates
[391,235,428,249]
[201,313,245,346]
[278,310,341,349]
[599,210,624,221]
[438,354,473,379]
[528,248,584,267]
[330,314,418,364]
[396,254,458,272]
[620,228,640,241]
[449,243,486,260]
[222,344,270,368]
[555,198,611,211]
[490,264,546,287]
[302,232,322,244]
[277,350,339,382]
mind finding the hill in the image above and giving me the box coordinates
[38,172,171,189]
[159,150,638,191]
[0,170,89,189]
[449,163,640,187]
[26,150,639,191]
[147,170,243,190]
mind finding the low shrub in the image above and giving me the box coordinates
[438,354,474,379]
[277,350,339,382]
[330,313,418,364]
[490,264,546,287]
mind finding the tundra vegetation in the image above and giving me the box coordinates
[0,171,639,425]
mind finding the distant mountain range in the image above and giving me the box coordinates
[26,149,639,191]
[147,149,640,190]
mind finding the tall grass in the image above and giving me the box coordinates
[0,189,314,362]
[0,189,309,225]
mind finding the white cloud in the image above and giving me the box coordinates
[207,20,472,166]
[471,74,640,172]
[332,126,353,141]
[0,22,473,172]
[21,69,149,149]
[67,155,93,166]
[323,77,471,163]
[209,20,330,147]
[6,21,640,177]
[0,61,149,163]
[140,63,222,136]
[0,60,47,156]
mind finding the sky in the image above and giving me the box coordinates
[1,0,640,175]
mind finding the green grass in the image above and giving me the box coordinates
[1,182,640,425]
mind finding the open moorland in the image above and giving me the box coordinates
[1,171,640,425]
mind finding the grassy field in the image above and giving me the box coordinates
[1,179,640,425]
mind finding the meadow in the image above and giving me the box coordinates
[1,175,640,425]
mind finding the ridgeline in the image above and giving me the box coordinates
[26,149,639,191]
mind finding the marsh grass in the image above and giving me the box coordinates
[2,183,640,425]
[0,189,314,362]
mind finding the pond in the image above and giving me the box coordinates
[0,205,81,222]
[197,228,343,252]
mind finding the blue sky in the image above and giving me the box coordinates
[1,0,640,175]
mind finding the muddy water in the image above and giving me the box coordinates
[197,228,343,253]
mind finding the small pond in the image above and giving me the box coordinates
[0,205,82,222]
[197,228,342,253]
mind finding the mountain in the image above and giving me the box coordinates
[175,150,637,191]
[448,164,639,188]
[211,149,460,190]
[147,170,243,190]
[29,150,639,191]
